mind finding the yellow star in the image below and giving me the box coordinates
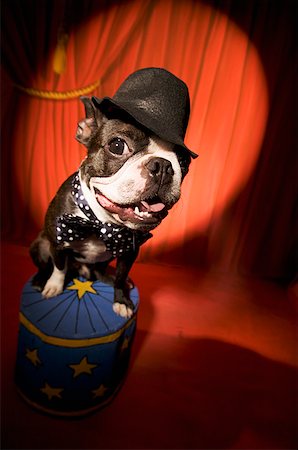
[67,278,97,299]
[25,348,41,366]
[40,382,63,400]
[92,384,108,398]
[68,356,98,378]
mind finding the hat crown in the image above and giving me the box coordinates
[113,68,190,141]
[93,67,198,158]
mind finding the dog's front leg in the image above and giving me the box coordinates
[113,248,139,319]
[42,246,67,298]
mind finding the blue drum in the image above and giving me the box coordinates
[15,276,139,417]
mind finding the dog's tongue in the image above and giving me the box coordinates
[96,194,115,210]
[95,193,165,216]
[140,200,165,212]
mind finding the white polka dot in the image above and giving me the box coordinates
[62,224,66,228]
[101,228,106,234]
[118,234,122,238]
[57,236,62,241]
[85,205,89,210]
[71,191,75,195]
[79,203,83,208]
[69,237,73,241]
[56,227,61,232]
[76,193,79,198]
[74,184,78,188]
[68,229,73,233]
[108,233,112,238]
[80,195,84,200]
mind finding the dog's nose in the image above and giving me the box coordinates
[146,157,174,184]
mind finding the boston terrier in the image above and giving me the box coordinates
[30,68,197,319]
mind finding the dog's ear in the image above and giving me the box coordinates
[76,96,106,146]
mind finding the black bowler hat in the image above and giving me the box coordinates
[92,67,198,159]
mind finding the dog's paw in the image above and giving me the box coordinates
[113,302,133,319]
[113,287,134,318]
[42,270,65,298]
[42,281,63,298]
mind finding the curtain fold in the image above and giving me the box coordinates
[1,0,295,282]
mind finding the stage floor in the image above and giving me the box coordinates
[1,242,297,449]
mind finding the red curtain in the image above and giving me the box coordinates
[1,0,153,237]
[1,0,296,282]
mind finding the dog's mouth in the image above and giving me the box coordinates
[94,188,168,224]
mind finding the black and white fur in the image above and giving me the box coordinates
[30,97,191,318]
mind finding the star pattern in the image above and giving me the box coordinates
[25,348,42,366]
[92,384,108,398]
[67,278,97,299]
[18,273,139,412]
[68,356,98,378]
[40,382,63,400]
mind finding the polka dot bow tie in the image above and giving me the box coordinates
[56,173,152,258]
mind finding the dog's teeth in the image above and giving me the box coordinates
[133,206,151,219]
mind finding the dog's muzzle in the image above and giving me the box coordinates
[89,158,176,226]
[88,146,182,228]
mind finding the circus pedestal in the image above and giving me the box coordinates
[15,277,139,417]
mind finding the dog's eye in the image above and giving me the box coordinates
[108,138,130,156]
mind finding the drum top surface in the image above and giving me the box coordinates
[20,277,139,340]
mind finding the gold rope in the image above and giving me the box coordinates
[14,79,100,100]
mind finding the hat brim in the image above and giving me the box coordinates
[92,96,198,159]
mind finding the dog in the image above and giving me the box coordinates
[30,68,198,319]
